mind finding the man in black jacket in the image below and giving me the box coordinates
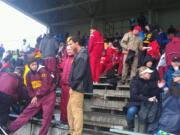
[67,36,93,135]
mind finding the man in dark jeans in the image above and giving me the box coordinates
[0,67,25,134]
[67,36,93,135]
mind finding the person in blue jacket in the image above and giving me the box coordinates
[164,56,180,89]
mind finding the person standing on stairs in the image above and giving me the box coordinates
[120,26,144,84]
[59,41,75,129]
[67,36,93,135]
[88,25,104,83]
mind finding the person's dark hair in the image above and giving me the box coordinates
[167,26,177,35]
[68,36,83,46]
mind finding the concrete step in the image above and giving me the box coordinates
[92,98,127,110]
[93,89,130,98]
[93,83,115,90]
[91,105,123,113]
[116,85,130,90]
[84,121,123,132]
[84,111,127,126]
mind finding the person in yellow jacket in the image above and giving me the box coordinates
[24,49,42,86]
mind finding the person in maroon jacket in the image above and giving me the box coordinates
[88,26,104,83]
[59,45,74,128]
[6,58,56,135]
[0,67,25,129]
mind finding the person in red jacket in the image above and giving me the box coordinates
[88,26,104,83]
[104,41,117,73]
[99,50,109,75]
[0,68,25,131]
[59,45,74,128]
[147,40,160,62]
[117,51,124,76]
[7,59,56,135]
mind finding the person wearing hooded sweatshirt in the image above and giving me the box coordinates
[59,44,74,128]
[88,26,104,83]
[143,55,160,82]
[0,67,26,132]
[6,58,56,135]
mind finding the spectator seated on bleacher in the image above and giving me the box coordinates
[124,66,162,133]
[157,70,180,135]
[164,56,180,89]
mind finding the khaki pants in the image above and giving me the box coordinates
[122,54,138,82]
[67,89,84,135]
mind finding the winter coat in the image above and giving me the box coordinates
[158,95,180,134]
[69,48,93,93]
[129,75,161,106]
[26,65,56,98]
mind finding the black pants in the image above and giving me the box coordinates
[0,92,13,127]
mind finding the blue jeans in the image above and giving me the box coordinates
[126,106,138,123]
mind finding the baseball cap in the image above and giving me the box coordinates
[139,66,153,75]
[133,25,142,32]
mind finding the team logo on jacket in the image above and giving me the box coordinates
[31,81,42,89]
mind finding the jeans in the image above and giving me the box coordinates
[126,106,138,123]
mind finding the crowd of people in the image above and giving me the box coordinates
[0,15,180,135]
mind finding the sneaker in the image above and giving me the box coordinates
[60,124,69,129]
[0,126,9,135]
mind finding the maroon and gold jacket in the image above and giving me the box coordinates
[26,65,56,98]
[0,72,24,101]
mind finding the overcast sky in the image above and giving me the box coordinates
[0,1,47,50]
